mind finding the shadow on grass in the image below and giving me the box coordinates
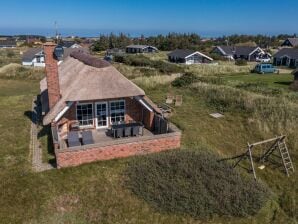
[38,125,56,166]
[24,110,37,124]
[24,96,56,166]
[274,81,293,86]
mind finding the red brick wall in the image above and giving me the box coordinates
[144,110,155,131]
[59,98,154,130]
[125,97,142,123]
[44,42,61,109]
[56,134,181,168]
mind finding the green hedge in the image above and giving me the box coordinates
[114,54,184,74]
[126,150,269,219]
[171,72,199,87]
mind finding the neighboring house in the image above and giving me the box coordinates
[22,47,86,67]
[60,41,82,48]
[22,48,45,67]
[105,48,125,61]
[233,46,265,61]
[281,38,298,47]
[168,49,213,64]
[0,39,17,48]
[211,46,268,61]
[126,45,158,53]
[210,46,235,60]
[40,42,181,168]
[273,48,298,68]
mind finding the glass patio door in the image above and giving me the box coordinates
[95,102,108,129]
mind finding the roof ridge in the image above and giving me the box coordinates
[70,51,111,68]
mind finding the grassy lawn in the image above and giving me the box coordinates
[224,73,293,89]
[0,60,297,223]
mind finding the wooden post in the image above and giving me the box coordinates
[248,143,257,180]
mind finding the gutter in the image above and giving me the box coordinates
[53,101,73,123]
[134,96,153,112]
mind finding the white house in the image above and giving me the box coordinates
[168,49,213,64]
[22,47,89,67]
[22,48,45,67]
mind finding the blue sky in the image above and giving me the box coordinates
[1,0,297,37]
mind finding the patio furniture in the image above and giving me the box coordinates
[166,94,174,104]
[175,95,183,106]
[124,126,131,137]
[111,122,143,138]
[67,131,81,147]
[132,125,140,136]
[82,130,94,145]
[115,127,124,138]
[70,120,80,131]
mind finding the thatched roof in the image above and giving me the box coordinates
[42,53,145,125]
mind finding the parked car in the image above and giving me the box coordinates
[251,63,279,74]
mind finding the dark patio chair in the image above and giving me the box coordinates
[116,128,124,138]
[124,126,132,137]
[82,131,94,145]
[67,131,81,147]
[132,125,140,136]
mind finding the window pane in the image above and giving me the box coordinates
[76,103,93,126]
[110,100,125,124]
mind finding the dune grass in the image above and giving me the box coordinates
[0,48,22,67]
[0,60,297,223]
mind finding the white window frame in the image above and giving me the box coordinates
[95,101,109,129]
[76,102,94,128]
[109,99,126,124]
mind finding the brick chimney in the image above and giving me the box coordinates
[43,42,61,109]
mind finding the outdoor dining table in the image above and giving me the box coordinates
[111,122,143,138]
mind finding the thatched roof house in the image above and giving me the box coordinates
[41,42,181,168]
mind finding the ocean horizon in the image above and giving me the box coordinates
[0,27,291,38]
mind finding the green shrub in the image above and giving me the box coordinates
[152,60,184,74]
[114,55,125,63]
[6,50,15,58]
[126,150,269,219]
[171,72,198,87]
[235,59,248,66]
[114,54,184,74]
[210,53,229,61]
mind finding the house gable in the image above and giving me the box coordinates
[41,52,146,125]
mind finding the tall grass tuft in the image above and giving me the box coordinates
[191,82,298,150]
[187,62,254,76]
[132,74,181,88]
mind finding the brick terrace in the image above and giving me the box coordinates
[55,123,181,168]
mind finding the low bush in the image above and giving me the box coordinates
[235,59,248,66]
[171,72,198,87]
[209,53,230,61]
[126,150,269,219]
[114,54,184,74]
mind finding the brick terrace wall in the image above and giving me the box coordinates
[56,129,181,168]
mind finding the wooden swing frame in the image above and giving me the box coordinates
[221,135,294,180]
